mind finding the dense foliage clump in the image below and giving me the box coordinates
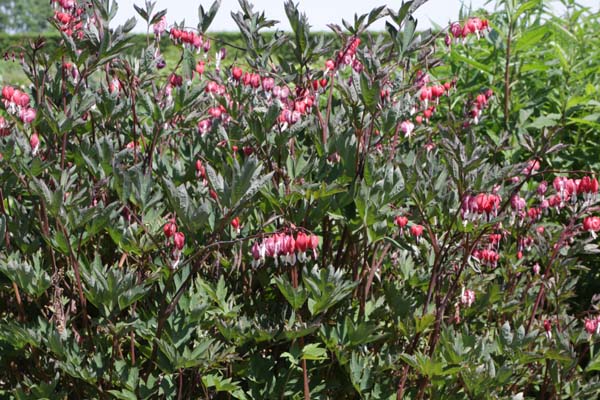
[0,0,599,398]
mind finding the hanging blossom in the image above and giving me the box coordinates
[543,319,552,340]
[51,0,77,10]
[163,218,185,269]
[410,224,424,242]
[170,28,207,53]
[52,0,90,39]
[2,86,37,124]
[277,92,314,130]
[550,175,598,207]
[577,176,599,203]
[553,176,577,205]
[400,120,415,138]
[461,192,502,223]
[335,37,361,69]
[472,248,499,268]
[195,159,208,186]
[153,16,167,37]
[0,116,9,137]
[584,316,600,336]
[446,16,490,47]
[583,216,600,239]
[30,134,40,156]
[468,89,493,125]
[394,215,409,235]
[522,159,541,176]
[231,217,241,235]
[460,288,476,308]
[411,79,455,125]
[251,231,319,267]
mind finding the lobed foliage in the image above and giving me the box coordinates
[0,0,599,399]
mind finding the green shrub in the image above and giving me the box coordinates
[0,0,599,399]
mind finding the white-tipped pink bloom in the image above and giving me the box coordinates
[400,120,415,138]
[583,216,600,239]
[584,318,598,336]
[20,108,36,124]
[460,288,475,308]
[197,119,212,135]
[153,16,167,37]
[30,133,40,155]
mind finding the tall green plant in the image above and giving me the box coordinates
[0,0,599,399]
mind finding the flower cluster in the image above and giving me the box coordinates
[195,159,208,185]
[549,175,598,208]
[163,219,185,268]
[461,192,502,221]
[472,248,500,268]
[412,74,456,125]
[446,17,490,47]
[52,0,90,39]
[418,84,447,108]
[170,28,210,53]
[197,103,231,134]
[2,85,36,124]
[230,67,276,94]
[394,216,424,242]
[251,231,319,267]
[334,37,362,71]
[276,87,315,128]
[468,89,493,125]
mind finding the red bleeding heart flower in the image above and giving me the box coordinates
[395,216,409,229]
[30,133,40,155]
[583,216,600,238]
[410,225,424,238]
[164,219,177,238]
[584,318,599,335]
[231,66,243,81]
[231,217,240,231]
[543,319,552,339]
[295,232,309,253]
[173,232,185,250]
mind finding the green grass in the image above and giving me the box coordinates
[0,60,28,86]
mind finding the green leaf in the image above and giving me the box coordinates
[198,0,221,33]
[107,390,138,400]
[360,73,379,112]
[303,265,358,316]
[415,313,435,334]
[0,252,51,298]
[301,343,328,361]
[527,114,560,129]
[400,16,417,55]
[272,275,307,310]
[514,26,549,52]
[450,52,493,75]
[586,351,600,372]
